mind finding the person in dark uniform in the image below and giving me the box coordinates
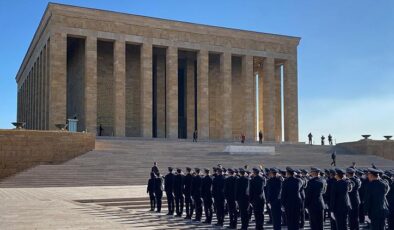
[331,151,337,166]
[346,167,361,230]
[387,170,394,230]
[305,167,326,230]
[201,168,213,224]
[356,169,368,225]
[154,172,164,213]
[259,130,263,144]
[298,169,308,228]
[151,162,159,175]
[328,134,333,145]
[249,167,266,230]
[236,168,250,230]
[325,169,337,230]
[193,130,198,142]
[330,168,352,230]
[183,167,194,220]
[308,132,313,145]
[266,168,282,230]
[174,168,184,217]
[98,124,104,136]
[147,172,156,211]
[364,168,389,230]
[212,167,225,226]
[281,167,303,230]
[192,168,203,221]
[165,167,175,215]
[321,135,325,145]
[224,168,237,229]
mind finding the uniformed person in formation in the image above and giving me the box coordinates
[212,167,225,226]
[330,168,352,230]
[266,168,282,230]
[174,168,184,217]
[224,168,237,229]
[183,167,193,219]
[305,167,326,230]
[154,172,164,213]
[346,167,361,230]
[249,167,266,230]
[364,168,389,230]
[201,168,213,224]
[281,167,303,230]
[236,168,250,230]
[164,167,175,215]
[147,172,156,211]
[386,170,394,230]
[191,168,203,221]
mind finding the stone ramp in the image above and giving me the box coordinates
[1,138,393,188]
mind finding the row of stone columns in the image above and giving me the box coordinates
[17,32,298,142]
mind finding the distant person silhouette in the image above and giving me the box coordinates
[99,124,103,136]
[308,133,313,145]
[193,130,198,142]
[328,134,333,145]
[258,130,263,144]
[331,151,336,166]
[241,133,246,144]
[321,135,325,145]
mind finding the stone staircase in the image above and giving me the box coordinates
[0,138,392,188]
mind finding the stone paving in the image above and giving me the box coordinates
[1,138,393,229]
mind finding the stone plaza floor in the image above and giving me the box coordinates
[1,138,393,229]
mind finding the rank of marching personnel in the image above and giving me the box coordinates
[147,162,394,230]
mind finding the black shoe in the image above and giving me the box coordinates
[184,216,191,220]
[202,220,211,224]
[215,223,223,227]
[175,214,182,217]
[192,218,201,222]
[166,213,172,215]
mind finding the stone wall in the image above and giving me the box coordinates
[337,139,394,161]
[0,130,95,180]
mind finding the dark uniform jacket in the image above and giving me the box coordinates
[348,176,361,208]
[183,174,193,196]
[235,176,249,202]
[192,175,202,198]
[249,175,265,202]
[266,176,282,204]
[164,173,175,193]
[224,176,237,201]
[324,177,336,209]
[212,174,225,199]
[330,179,351,213]
[281,176,303,208]
[147,178,155,195]
[364,179,389,218]
[305,177,326,210]
[387,180,394,210]
[201,175,212,199]
[154,177,163,193]
[174,174,184,196]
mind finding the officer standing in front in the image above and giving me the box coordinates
[266,168,282,230]
[249,167,266,230]
[201,168,213,224]
[364,168,389,230]
[346,167,361,230]
[330,168,352,230]
[305,167,326,230]
[164,167,175,215]
[224,168,237,229]
[281,167,303,230]
[212,167,225,226]
[236,168,250,230]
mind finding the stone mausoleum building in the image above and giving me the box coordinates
[16,3,300,142]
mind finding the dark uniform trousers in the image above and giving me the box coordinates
[193,195,203,220]
[238,200,250,230]
[285,205,301,230]
[166,191,174,214]
[185,194,194,217]
[174,193,184,216]
[227,199,237,228]
[203,196,213,223]
[270,200,282,230]
[155,190,163,212]
[334,210,348,230]
[370,215,386,230]
[349,206,359,230]
[308,207,324,230]
[388,208,394,230]
[252,199,265,230]
[215,197,225,224]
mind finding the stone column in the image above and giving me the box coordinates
[27,73,30,129]
[275,64,282,142]
[263,57,275,141]
[242,55,255,141]
[48,32,67,130]
[166,46,178,139]
[113,39,126,136]
[197,50,209,140]
[140,42,153,137]
[38,53,42,130]
[186,55,195,139]
[33,61,37,130]
[44,43,49,130]
[221,52,232,140]
[284,59,299,142]
[85,36,97,134]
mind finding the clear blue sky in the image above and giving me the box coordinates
[1,0,393,143]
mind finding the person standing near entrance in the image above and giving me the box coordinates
[193,130,198,142]
[241,133,246,144]
[99,124,104,136]
[165,167,175,215]
[259,130,263,144]
[147,172,156,211]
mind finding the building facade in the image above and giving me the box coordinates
[16,3,300,142]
